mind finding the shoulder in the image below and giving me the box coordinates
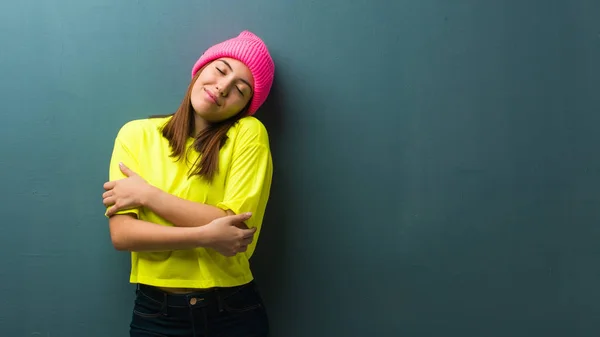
[116,116,171,141]
[228,116,270,146]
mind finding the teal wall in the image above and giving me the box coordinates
[1,1,599,336]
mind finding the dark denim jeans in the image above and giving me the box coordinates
[129,281,269,337]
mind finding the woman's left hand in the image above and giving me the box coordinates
[103,163,153,216]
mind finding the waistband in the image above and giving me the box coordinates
[136,282,250,308]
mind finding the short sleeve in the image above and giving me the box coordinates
[105,122,142,218]
[216,121,273,231]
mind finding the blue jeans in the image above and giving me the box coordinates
[129,281,269,337]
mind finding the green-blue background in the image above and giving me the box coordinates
[1,1,599,336]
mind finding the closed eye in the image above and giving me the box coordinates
[216,63,246,96]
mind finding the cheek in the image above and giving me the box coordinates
[190,84,205,106]
[231,95,251,111]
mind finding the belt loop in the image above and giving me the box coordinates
[135,283,140,295]
[160,290,168,316]
[216,289,224,312]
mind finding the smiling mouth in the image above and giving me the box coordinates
[203,88,220,106]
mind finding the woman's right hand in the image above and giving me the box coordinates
[201,212,257,256]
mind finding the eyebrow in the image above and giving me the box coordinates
[218,60,253,91]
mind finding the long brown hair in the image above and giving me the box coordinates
[157,71,249,182]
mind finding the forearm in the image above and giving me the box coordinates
[109,215,210,251]
[143,186,227,228]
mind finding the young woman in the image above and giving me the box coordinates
[102,31,275,337]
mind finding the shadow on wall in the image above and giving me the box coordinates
[250,65,291,307]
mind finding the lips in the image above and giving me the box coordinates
[203,88,220,106]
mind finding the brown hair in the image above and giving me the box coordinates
[156,71,249,182]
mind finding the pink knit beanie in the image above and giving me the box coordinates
[191,31,275,116]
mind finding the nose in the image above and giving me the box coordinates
[215,85,226,97]
[216,78,233,96]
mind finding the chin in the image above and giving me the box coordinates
[191,107,218,123]
[191,100,210,115]
[192,109,210,121]
[190,103,201,114]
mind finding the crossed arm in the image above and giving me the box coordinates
[106,213,251,253]
[104,163,234,227]
[103,163,252,254]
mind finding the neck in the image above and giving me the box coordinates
[193,114,209,137]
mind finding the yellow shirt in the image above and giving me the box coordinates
[106,115,273,288]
